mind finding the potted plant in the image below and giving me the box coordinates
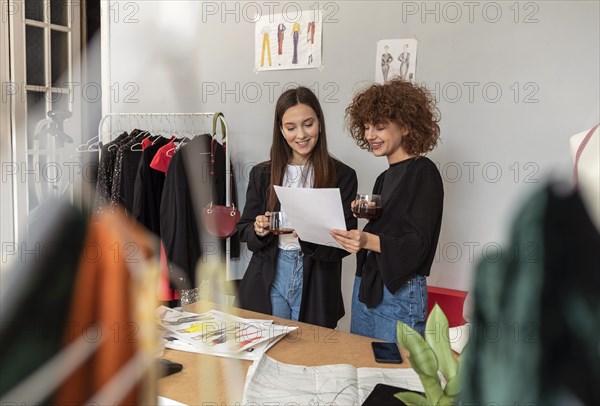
[395,304,462,406]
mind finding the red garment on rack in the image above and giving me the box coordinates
[150,138,177,173]
[141,136,153,150]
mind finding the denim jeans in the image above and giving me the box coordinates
[270,249,303,321]
[351,274,428,342]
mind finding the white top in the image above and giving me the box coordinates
[278,164,314,250]
[569,125,599,231]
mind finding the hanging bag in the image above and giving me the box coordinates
[201,113,240,238]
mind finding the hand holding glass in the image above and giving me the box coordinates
[352,194,382,219]
[269,211,294,235]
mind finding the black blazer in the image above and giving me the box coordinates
[235,159,358,328]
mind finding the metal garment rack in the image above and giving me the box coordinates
[97,112,233,279]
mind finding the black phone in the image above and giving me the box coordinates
[371,342,403,364]
[157,358,183,378]
[362,383,413,406]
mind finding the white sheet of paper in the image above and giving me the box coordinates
[274,186,347,248]
[243,355,424,404]
[157,396,187,406]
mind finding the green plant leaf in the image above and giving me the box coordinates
[397,321,439,377]
[457,345,467,378]
[443,374,460,397]
[420,374,444,405]
[395,391,430,406]
[436,394,458,406]
[425,304,458,381]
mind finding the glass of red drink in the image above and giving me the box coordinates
[352,194,382,219]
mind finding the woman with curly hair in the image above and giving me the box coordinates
[331,78,444,339]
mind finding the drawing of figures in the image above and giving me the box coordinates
[255,10,322,71]
[307,21,315,43]
[277,22,286,55]
[291,21,300,64]
[398,43,410,80]
[307,20,315,64]
[260,25,272,67]
[381,45,393,82]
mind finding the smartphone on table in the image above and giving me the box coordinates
[371,341,403,364]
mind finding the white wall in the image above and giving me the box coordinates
[103,0,600,331]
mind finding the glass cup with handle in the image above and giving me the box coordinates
[352,194,382,219]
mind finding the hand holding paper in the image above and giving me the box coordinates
[274,186,347,248]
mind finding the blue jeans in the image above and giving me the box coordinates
[351,274,428,341]
[270,249,303,320]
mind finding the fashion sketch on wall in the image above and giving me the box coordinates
[375,39,418,84]
[255,10,323,71]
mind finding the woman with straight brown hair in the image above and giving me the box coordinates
[235,86,357,328]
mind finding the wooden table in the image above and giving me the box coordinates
[158,301,413,405]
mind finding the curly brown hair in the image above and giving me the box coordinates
[345,79,441,156]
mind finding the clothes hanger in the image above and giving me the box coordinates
[96,116,122,151]
[185,114,194,139]
[75,135,101,152]
[165,141,180,158]
[160,116,172,138]
[201,114,207,137]
[165,115,196,157]
[107,117,129,151]
[129,115,152,151]
[130,115,149,140]
[125,115,142,140]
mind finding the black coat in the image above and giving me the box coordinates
[160,134,240,288]
[235,160,358,328]
[132,137,169,236]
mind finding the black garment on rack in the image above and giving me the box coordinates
[132,136,170,236]
[117,133,149,214]
[93,131,129,212]
[111,129,142,209]
[160,134,240,288]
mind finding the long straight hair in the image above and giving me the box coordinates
[268,86,337,211]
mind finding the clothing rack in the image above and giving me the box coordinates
[97,112,233,280]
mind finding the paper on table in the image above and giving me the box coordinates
[157,306,296,357]
[274,186,347,248]
[243,355,424,404]
[157,396,187,406]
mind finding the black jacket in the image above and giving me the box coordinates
[235,160,358,328]
[357,157,444,307]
